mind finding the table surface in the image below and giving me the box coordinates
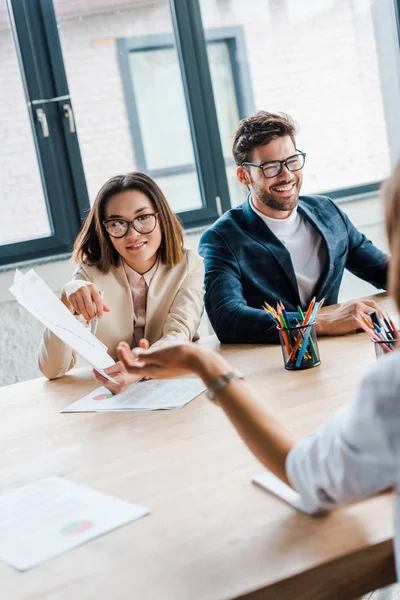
[0,293,397,600]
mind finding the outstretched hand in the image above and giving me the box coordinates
[93,339,150,393]
[117,340,202,380]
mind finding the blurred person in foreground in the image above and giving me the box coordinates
[117,162,400,588]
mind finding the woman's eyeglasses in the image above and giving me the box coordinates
[103,213,158,238]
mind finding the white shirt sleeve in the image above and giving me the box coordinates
[286,353,400,513]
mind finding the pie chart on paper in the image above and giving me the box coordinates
[60,520,93,536]
[93,392,114,401]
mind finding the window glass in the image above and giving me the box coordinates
[199,0,393,197]
[0,0,52,245]
[54,0,204,214]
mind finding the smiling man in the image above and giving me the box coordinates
[199,111,388,343]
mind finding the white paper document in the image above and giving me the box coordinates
[252,471,326,516]
[9,269,116,380]
[0,477,149,571]
[63,378,206,412]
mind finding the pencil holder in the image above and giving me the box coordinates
[371,338,394,359]
[277,322,321,371]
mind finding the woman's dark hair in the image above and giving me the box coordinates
[232,110,298,166]
[72,172,184,273]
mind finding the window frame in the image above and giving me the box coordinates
[1,0,90,267]
[117,25,254,226]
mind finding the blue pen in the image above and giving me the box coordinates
[296,302,320,367]
[289,317,312,360]
[296,305,318,362]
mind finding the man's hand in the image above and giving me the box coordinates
[315,299,382,336]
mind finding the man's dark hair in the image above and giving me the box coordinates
[232,110,298,165]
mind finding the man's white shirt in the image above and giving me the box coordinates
[250,199,327,306]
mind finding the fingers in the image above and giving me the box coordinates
[91,287,104,319]
[60,292,74,313]
[361,299,383,318]
[117,343,138,368]
[103,361,126,376]
[93,369,108,386]
[69,286,95,321]
[68,285,109,322]
[138,339,150,350]
[93,369,121,394]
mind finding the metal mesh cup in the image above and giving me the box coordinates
[371,338,394,359]
[277,322,321,371]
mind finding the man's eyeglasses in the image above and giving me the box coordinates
[242,151,306,179]
[103,213,159,238]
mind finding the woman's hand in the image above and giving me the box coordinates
[60,282,110,321]
[94,339,150,394]
[117,340,226,382]
[93,361,142,394]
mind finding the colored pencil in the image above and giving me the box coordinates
[356,318,393,353]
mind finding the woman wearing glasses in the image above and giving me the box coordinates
[38,172,204,391]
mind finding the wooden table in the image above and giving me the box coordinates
[0,294,397,600]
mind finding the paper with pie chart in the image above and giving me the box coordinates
[0,477,149,571]
[63,378,206,412]
[9,269,116,381]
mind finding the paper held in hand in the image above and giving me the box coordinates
[9,269,116,381]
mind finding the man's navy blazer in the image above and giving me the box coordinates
[199,194,388,343]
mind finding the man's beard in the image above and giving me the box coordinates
[251,180,299,212]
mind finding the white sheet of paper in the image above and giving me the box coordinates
[0,477,149,571]
[252,471,326,516]
[63,378,206,412]
[9,269,116,381]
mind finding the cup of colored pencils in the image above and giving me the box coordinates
[356,309,398,359]
[264,297,324,371]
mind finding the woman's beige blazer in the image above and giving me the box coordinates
[38,248,204,379]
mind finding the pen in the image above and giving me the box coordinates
[296,302,320,367]
[91,290,104,337]
[356,318,393,353]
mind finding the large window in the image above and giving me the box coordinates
[2,0,400,266]
[199,0,399,200]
